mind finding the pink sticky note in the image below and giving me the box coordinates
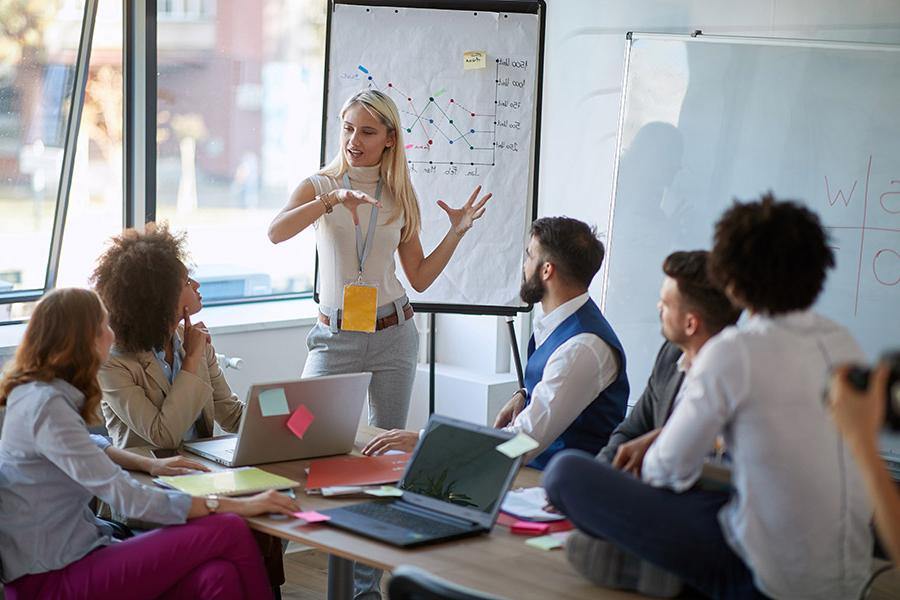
[511,520,551,535]
[286,404,315,439]
[293,511,330,524]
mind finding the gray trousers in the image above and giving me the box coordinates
[302,298,419,600]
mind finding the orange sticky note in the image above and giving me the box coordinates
[293,511,330,524]
[286,404,315,439]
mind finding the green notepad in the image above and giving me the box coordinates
[155,467,299,497]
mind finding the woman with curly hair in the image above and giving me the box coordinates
[91,223,243,449]
[0,288,297,599]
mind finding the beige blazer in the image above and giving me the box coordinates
[99,334,243,448]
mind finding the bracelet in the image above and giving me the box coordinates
[318,192,334,214]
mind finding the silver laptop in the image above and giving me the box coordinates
[184,372,371,467]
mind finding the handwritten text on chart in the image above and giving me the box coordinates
[823,155,900,315]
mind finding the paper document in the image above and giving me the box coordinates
[155,467,299,497]
[501,487,565,522]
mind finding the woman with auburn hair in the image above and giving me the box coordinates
[269,90,492,432]
[0,288,298,599]
[91,223,243,450]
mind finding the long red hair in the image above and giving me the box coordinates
[0,288,105,424]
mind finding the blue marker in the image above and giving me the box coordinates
[358,65,370,74]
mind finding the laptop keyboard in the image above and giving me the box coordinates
[343,502,469,537]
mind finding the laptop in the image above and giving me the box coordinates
[184,372,371,467]
[321,414,523,547]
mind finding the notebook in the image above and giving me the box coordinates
[155,467,299,496]
[305,453,411,491]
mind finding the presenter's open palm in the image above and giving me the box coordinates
[437,185,492,236]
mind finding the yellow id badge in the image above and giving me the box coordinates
[341,283,378,332]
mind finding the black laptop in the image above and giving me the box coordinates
[321,415,523,547]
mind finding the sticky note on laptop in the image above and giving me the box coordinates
[496,432,539,458]
[286,404,315,439]
[464,50,487,70]
[259,387,289,417]
[365,485,404,497]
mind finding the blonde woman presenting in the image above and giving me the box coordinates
[269,90,491,431]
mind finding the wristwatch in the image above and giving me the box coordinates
[205,494,220,514]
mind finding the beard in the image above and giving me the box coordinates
[519,268,546,304]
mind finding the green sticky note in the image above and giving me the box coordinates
[259,388,289,417]
[525,535,563,551]
[496,432,539,458]
[364,486,404,497]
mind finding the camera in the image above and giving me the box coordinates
[846,351,900,430]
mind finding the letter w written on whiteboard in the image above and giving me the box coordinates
[825,176,857,207]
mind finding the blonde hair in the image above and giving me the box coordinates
[320,90,421,242]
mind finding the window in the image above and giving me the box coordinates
[0,0,90,321]
[156,0,326,303]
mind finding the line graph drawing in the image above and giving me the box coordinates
[354,60,517,167]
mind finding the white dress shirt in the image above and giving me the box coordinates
[643,310,872,599]
[503,293,619,460]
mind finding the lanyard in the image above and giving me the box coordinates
[342,173,383,279]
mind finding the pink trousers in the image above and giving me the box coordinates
[5,513,270,599]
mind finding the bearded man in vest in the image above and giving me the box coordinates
[363,216,629,469]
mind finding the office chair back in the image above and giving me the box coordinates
[388,565,508,600]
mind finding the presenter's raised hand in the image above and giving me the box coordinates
[331,189,382,226]
[437,185,492,237]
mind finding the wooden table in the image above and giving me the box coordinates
[136,427,645,600]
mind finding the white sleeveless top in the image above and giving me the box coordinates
[309,164,407,308]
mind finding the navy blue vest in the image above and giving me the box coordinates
[524,299,629,470]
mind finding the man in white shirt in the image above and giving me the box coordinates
[544,195,873,599]
[363,217,629,468]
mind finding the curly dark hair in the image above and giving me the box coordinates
[663,250,741,333]
[707,193,834,314]
[91,223,189,352]
[530,217,605,288]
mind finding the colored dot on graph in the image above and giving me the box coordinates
[406,128,411,133]
[449,119,454,124]
[449,140,454,144]
[429,119,434,123]
[407,97,411,101]
[469,147,474,150]
[470,162,474,165]
[470,113,475,117]
[388,83,392,87]
[470,129,475,133]
[429,97,434,101]
[428,140,433,145]
[368,76,372,80]
[450,99,454,103]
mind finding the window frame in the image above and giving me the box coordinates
[0,0,100,306]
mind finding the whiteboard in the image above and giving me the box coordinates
[322,1,543,313]
[603,33,900,392]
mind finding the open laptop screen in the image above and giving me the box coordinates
[398,417,520,523]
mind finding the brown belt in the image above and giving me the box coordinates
[318,303,414,331]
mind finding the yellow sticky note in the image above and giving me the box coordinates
[525,535,563,551]
[365,486,404,497]
[496,432,539,458]
[464,51,487,70]
[342,283,378,332]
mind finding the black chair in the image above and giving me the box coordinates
[387,565,508,600]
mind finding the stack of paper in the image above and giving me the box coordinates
[501,487,566,522]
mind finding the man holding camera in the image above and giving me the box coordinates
[831,361,900,567]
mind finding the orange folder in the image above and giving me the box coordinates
[306,453,411,491]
